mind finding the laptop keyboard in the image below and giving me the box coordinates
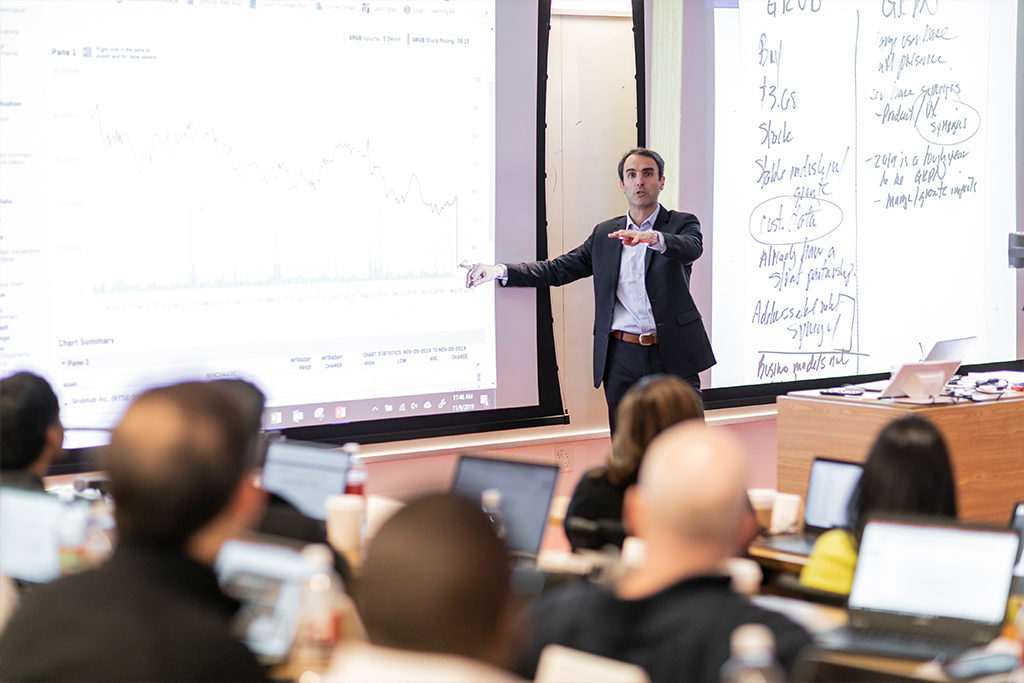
[821,625,973,661]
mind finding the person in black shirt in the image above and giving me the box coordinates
[0,371,64,491]
[519,422,811,683]
[0,381,269,681]
[563,374,703,551]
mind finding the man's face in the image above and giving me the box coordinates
[620,153,665,214]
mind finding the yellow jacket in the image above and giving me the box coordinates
[799,529,857,595]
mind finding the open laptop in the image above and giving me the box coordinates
[816,516,1020,660]
[450,455,559,558]
[923,336,976,362]
[752,458,862,557]
[1009,502,1024,594]
[214,537,310,664]
[0,486,91,584]
[260,439,350,520]
[879,360,960,399]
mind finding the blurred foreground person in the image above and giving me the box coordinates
[518,423,811,683]
[0,382,269,681]
[323,493,521,682]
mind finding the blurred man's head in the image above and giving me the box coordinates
[101,381,265,560]
[357,493,514,665]
[627,422,749,556]
[0,371,63,475]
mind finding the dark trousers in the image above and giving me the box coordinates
[602,335,701,434]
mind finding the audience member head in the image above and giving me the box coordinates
[0,371,63,475]
[356,493,514,666]
[208,377,268,463]
[627,422,748,559]
[100,381,265,561]
[847,415,957,544]
[606,374,704,486]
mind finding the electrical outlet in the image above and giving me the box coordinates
[553,445,574,473]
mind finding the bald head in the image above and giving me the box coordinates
[637,422,748,546]
[102,382,252,548]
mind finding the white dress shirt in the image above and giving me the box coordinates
[610,206,665,335]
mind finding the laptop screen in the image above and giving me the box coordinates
[850,519,1020,625]
[0,487,90,584]
[803,458,862,532]
[260,440,349,520]
[451,455,559,556]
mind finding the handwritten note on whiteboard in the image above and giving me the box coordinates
[710,0,1017,388]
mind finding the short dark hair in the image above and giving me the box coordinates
[356,493,511,660]
[848,415,958,544]
[101,381,251,548]
[0,372,60,472]
[617,148,665,181]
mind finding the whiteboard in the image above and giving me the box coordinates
[710,0,1018,388]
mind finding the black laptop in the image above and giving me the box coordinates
[450,454,559,557]
[816,516,1020,661]
[753,457,863,557]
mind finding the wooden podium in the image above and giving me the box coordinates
[776,391,1024,524]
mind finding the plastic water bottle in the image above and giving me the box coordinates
[342,442,367,496]
[481,488,506,541]
[292,544,346,667]
[720,623,785,683]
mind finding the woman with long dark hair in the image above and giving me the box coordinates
[800,414,958,594]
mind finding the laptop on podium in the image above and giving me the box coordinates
[816,516,1020,661]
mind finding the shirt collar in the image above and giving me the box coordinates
[626,204,660,232]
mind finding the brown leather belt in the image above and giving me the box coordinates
[611,330,658,346]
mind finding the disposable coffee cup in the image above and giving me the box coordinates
[747,488,776,532]
[326,494,365,555]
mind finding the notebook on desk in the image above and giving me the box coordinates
[450,455,559,558]
[752,457,862,557]
[260,439,349,520]
[816,517,1020,661]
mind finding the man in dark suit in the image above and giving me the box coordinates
[464,148,715,430]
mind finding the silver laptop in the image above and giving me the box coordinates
[923,336,976,362]
[753,458,862,557]
[451,455,559,557]
[260,439,350,520]
[879,360,960,399]
[817,516,1020,660]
